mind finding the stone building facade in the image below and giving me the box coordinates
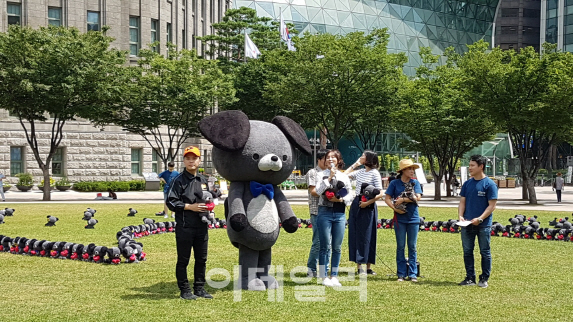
[0,0,225,184]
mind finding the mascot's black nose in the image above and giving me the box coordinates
[271,156,278,161]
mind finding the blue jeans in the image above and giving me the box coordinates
[307,214,330,273]
[317,206,346,277]
[461,226,492,281]
[394,222,419,278]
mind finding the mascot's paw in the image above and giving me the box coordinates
[263,275,279,290]
[246,278,267,291]
[230,214,248,232]
[282,217,299,233]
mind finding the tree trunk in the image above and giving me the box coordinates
[521,180,529,200]
[526,178,537,204]
[444,174,452,197]
[42,168,51,201]
[433,176,442,201]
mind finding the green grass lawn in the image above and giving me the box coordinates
[1,203,572,321]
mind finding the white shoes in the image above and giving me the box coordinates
[330,277,342,287]
[321,277,341,287]
[322,277,333,287]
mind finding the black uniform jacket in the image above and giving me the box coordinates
[167,169,209,230]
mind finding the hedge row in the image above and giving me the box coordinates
[72,180,146,192]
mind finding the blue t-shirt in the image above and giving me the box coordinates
[385,178,423,224]
[159,170,180,192]
[460,177,498,227]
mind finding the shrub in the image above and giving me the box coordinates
[296,183,308,189]
[40,177,56,187]
[128,180,145,191]
[16,173,33,186]
[72,180,145,192]
[55,177,71,186]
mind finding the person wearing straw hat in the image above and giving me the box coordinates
[384,159,423,282]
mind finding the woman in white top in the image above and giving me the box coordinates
[315,149,354,287]
[345,150,384,275]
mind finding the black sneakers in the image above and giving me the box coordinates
[458,278,476,286]
[180,290,198,300]
[194,287,213,299]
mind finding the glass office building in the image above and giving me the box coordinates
[235,0,501,74]
[541,0,573,52]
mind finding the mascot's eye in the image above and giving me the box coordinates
[282,155,288,161]
[252,154,260,160]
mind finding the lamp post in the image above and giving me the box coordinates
[486,138,505,176]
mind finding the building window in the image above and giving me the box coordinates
[48,7,62,26]
[87,11,100,31]
[52,147,64,176]
[523,8,540,18]
[182,29,186,49]
[501,8,519,18]
[151,19,159,52]
[167,23,173,44]
[131,149,142,175]
[501,26,518,34]
[10,147,24,176]
[129,17,140,56]
[7,3,21,26]
[152,149,160,173]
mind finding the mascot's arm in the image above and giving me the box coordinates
[228,182,248,232]
[274,187,298,233]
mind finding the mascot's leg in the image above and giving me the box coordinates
[239,244,266,291]
[257,248,278,289]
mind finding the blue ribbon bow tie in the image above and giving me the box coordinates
[250,181,274,200]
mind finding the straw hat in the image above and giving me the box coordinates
[397,159,420,172]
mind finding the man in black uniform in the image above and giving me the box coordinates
[167,146,213,300]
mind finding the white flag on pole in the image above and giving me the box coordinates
[287,39,296,52]
[280,11,296,51]
[244,33,261,59]
[280,11,289,42]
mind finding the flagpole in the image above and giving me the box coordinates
[243,28,247,63]
[279,7,283,50]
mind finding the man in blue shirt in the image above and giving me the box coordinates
[458,155,498,288]
[159,161,179,218]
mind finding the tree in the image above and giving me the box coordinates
[457,41,573,203]
[0,26,126,201]
[264,29,407,148]
[396,47,497,200]
[223,54,286,122]
[95,45,236,169]
[198,7,296,66]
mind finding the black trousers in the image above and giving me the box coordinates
[175,227,208,290]
[556,189,562,202]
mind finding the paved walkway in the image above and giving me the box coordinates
[2,185,572,212]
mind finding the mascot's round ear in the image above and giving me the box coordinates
[199,110,250,152]
[272,116,312,155]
